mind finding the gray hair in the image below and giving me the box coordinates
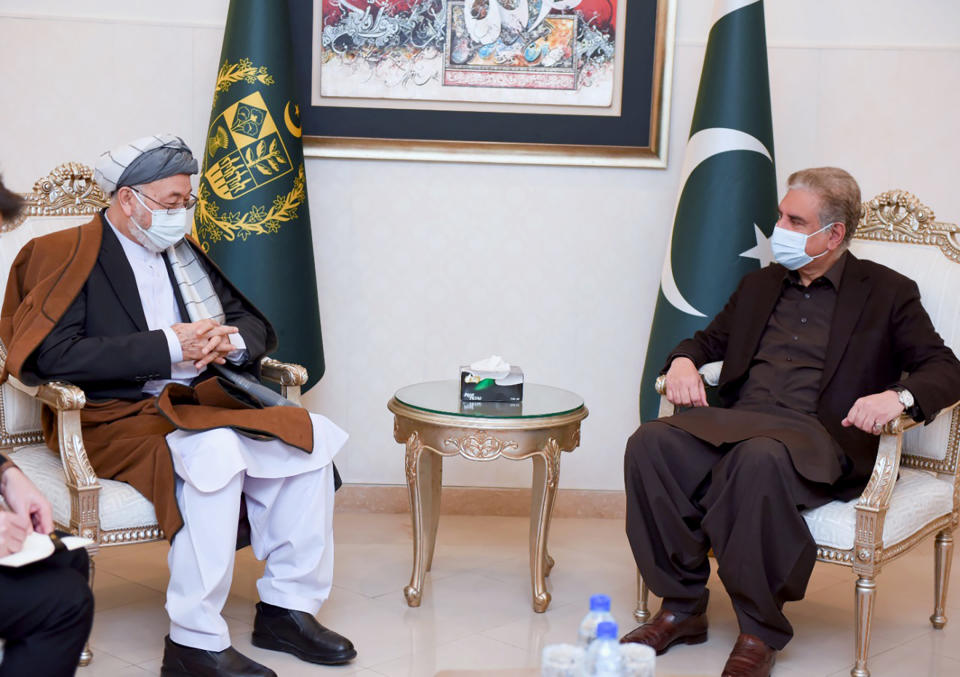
[787,167,862,243]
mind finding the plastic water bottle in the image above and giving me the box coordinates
[578,594,616,646]
[586,621,622,676]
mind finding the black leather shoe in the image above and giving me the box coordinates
[251,601,357,665]
[160,635,276,677]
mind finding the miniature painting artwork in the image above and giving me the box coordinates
[319,0,619,107]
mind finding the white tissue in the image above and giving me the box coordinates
[469,355,511,375]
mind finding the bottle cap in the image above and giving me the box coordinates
[589,594,611,612]
[595,621,618,639]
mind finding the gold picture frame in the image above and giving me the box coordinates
[298,0,676,168]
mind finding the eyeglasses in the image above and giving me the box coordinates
[128,186,198,213]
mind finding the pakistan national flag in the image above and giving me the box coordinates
[195,0,325,388]
[639,0,778,422]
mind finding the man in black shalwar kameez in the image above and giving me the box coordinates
[622,167,960,677]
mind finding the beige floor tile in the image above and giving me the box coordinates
[70,648,146,677]
[333,512,415,546]
[76,514,958,677]
[826,635,960,677]
[93,570,166,613]
[95,541,171,593]
[368,634,535,676]
[84,666,155,677]
[89,597,252,665]
[339,572,540,668]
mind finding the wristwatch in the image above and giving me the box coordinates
[892,386,916,415]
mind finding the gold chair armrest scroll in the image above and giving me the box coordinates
[259,357,307,406]
[9,378,102,542]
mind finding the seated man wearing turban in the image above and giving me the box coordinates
[0,136,355,677]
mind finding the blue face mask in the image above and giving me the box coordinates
[129,190,189,253]
[770,222,836,270]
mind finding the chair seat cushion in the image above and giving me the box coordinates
[9,444,159,532]
[803,468,953,550]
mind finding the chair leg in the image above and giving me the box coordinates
[634,569,651,624]
[851,576,876,677]
[931,529,953,630]
[78,553,95,667]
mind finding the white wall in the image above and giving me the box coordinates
[1,1,958,491]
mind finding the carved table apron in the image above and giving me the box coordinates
[388,393,588,613]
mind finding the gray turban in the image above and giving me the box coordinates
[94,134,198,195]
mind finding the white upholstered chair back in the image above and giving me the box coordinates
[0,163,109,450]
[849,190,960,466]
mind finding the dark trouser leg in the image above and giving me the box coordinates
[0,546,94,677]
[624,421,724,615]
[701,437,828,650]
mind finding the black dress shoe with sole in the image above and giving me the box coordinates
[160,635,277,677]
[251,601,357,665]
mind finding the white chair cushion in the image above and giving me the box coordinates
[9,444,158,532]
[803,468,953,550]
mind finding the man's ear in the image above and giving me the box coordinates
[828,222,847,250]
[116,187,135,217]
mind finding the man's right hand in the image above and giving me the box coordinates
[0,510,30,557]
[664,356,708,408]
[172,319,239,368]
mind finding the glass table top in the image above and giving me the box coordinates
[394,380,584,419]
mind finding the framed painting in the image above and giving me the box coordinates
[289,0,675,167]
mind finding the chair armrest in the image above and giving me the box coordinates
[29,381,98,487]
[851,424,903,574]
[880,411,926,436]
[259,357,307,405]
[10,377,101,539]
[654,361,724,418]
[35,381,87,411]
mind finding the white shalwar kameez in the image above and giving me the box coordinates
[108,219,347,651]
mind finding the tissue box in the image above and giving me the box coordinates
[459,400,523,416]
[460,365,524,403]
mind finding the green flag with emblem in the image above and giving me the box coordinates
[639,0,777,422]
[195,0,324,388]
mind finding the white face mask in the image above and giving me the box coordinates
[770,222,836,270]
[129,190,189,253]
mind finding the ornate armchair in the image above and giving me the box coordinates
[635,191,960,677]
[0,164,308,666]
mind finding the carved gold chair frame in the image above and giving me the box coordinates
[0,163,308,665]
[636,190,960,677]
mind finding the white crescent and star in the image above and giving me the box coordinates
[739,223,775,267]
[659,0,770,319]
[659,127,773,318]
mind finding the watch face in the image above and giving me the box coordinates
[898,389,915,408]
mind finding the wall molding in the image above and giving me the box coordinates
[334,483,626,519]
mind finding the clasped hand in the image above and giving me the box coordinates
[172,319,239,370]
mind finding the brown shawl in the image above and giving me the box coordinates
[1,218,313,541]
